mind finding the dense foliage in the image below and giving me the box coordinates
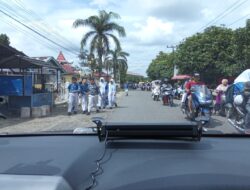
[146,51,174,80]
[147,20,250,85]
[0,34,10,45]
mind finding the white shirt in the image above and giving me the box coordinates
[216,84,228,92]
[99,81,106,94]
[108,83,116,94]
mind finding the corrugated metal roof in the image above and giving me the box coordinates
[0,55,57,69]
[0,44,26,62]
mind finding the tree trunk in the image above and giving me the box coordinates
[113,61,117,81]
[98,48,102,74]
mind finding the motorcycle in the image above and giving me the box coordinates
[141,85,145,91]
[146,85,151,91]
[227,94,250,133]
[161,87,174,106]
[183,85,213,126]
[214,91,227,116]
[173,87,184,100]
[0,97,6,119]
[152,87,160,101]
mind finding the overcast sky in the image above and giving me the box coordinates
[0,0,249,76]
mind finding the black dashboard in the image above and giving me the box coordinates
[0,135,250,190]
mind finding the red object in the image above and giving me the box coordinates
[57,51,67,63]
[185,81,205,90]
[93,72,111,80]
[172,75,191,80]
[62,64,76,74]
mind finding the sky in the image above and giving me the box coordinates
[0,0,250,76]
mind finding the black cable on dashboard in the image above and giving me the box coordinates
[85,131,109,190]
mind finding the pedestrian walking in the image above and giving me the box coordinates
[78,80,82,106]
[68,76,80,116]
[108,79,117,109]
[80,77,89,114]
[97,77,107,110]
[87,78,100,115]
[124,82,129,96]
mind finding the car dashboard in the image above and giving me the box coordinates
[0,135,250,190]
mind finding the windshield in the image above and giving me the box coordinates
[0,0,249,135]
[191,85,211,95]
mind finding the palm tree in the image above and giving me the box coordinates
[104,55,113,76]
[87,54,98,75]
[73,10,126,73]
[107,48,129,81]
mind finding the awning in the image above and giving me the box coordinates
[0,55,57,69]
[172,75,191,80]
[234,69,250,84]
[171,75,191,80]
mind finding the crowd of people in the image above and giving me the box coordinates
[67,76,117,116]
[150,73,230,115]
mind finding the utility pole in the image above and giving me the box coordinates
[166,45,178,77]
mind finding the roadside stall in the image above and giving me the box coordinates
[0,54,60,118]
[171,75,191,89]
[171,75,191,99]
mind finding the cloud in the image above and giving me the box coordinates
[90,0,111,6]
[0,0,249,76]
[129,17,174,46]
[149,0,203,22]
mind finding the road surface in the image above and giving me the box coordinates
[0,90,238,134]
[107,90,238,134]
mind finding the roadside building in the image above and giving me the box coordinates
[57,51,79,82]
[0,44,62,117]
[32,56,67,102]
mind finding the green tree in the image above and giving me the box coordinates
[73,10,126,73]
[107,48,129,81]
[146,51,174,80]
[126,75,144,83]
[0,34,10,45]
[175,26,235,84]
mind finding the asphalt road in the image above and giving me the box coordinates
[107,90,238,134]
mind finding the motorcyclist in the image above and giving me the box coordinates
[244,81,250,133]
[214,79,229,113]
[155,81,161,90]
[185,73,205,114]
[153,81,161,97]
[160,78,172,92]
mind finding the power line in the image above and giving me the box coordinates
[228,13,250,26]
[212,0,249,25]
[7,0,80,52]
[197,0,248,32]
[0,1,80,54]
[0,8,79,57]
[0,16,63,54]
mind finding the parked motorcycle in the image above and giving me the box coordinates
[161,86,174,106]
[183,85,213,126]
